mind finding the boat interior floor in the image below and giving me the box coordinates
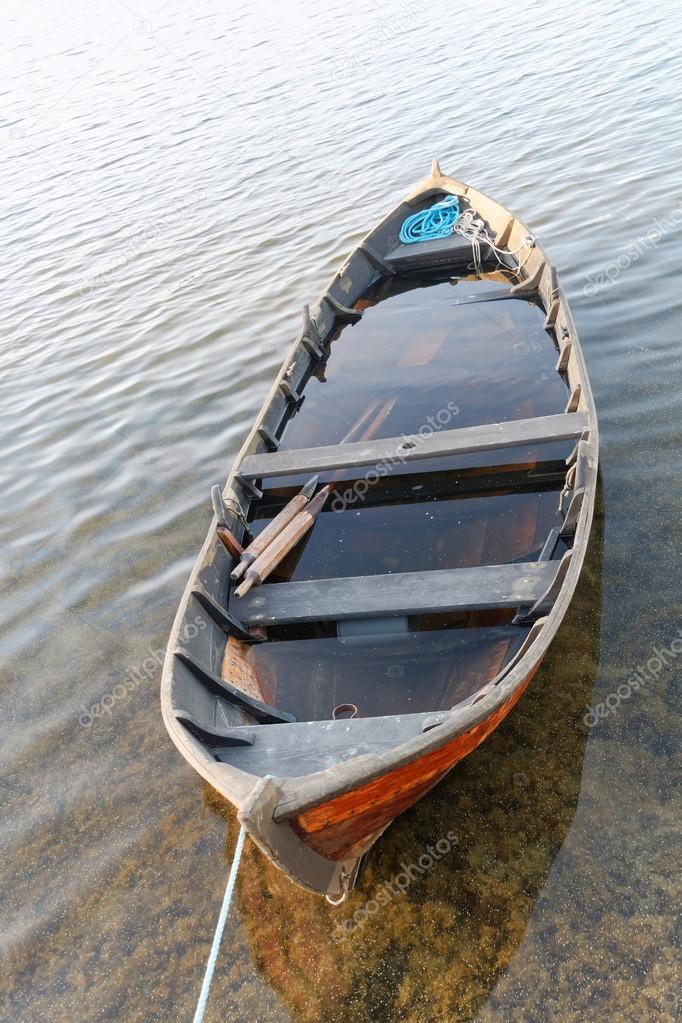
[216,271,579,726]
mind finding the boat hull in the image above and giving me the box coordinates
[161,160,598,899]
[288,663,541,861]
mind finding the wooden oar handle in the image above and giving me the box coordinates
[230,475,319,581]
[234,485,331,597]
[235,510,314,596]
[230,494,306,580]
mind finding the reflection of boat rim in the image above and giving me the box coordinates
[161,160,599,900]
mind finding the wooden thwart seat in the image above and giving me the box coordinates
[237,412,589,481]
[232,561,559,626]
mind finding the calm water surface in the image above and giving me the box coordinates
[1,1,680,1020]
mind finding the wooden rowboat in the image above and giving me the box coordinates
[161,161,598,900]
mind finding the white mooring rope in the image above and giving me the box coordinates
[192,825,247,1023]
[453,208,536,277]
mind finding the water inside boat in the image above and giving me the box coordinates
[241,272,573,721]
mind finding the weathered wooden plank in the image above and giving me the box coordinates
[191,584,262,643]
[385,233,487,273]
[232,561,558,626]
[511,260,545,296]
[211,712,441,776]
[237,412,589,480]
[566,384,582,413]
[176,712,256,747]
[174,649,296,724]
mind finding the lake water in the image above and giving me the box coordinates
[1,0,680,1020]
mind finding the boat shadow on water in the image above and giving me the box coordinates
[204,485,604,1023]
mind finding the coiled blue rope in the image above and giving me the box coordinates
[399,194,461,244]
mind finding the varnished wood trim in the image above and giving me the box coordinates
[292,663,541,859]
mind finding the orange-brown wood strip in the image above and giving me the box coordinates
[221,637,267,703]
[291,663,541,860]
[357,396,397,441]
[398,329,449,367]
[217,526,244,559]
